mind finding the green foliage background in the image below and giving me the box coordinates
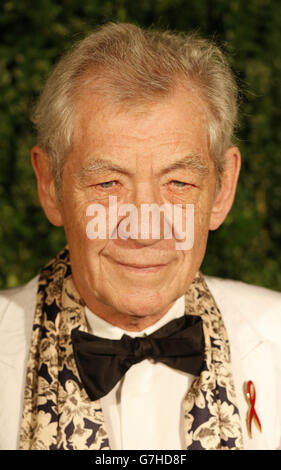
[1,0,281,290]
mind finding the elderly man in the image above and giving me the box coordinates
[0,22,280,451]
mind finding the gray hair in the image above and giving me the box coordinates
[31,22,239,195]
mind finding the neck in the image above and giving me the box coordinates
[71,272,182,331]
[85,300,177,331]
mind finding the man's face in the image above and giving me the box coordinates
[57,85,218,329]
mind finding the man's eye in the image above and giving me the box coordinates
[98,181,117,189]
[170,180,188,188]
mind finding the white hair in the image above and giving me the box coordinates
[31,22,239,194]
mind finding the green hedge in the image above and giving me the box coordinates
[1,0,281,291]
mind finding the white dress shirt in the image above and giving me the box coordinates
[84,295,194,450]
[1,274,281,449]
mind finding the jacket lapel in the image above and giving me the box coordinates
[236,342,279,449]
[221,303,280,449]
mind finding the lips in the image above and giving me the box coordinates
[103,252,174,272]
[118,262,167,268]
[114,261,169,274]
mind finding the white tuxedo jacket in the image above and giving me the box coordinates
[0,274,281,450]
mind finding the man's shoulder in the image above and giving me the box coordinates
[205,275,281,343]
[0,276,39,450]
[0,276,38,330]
[1,272,281,340]
[205,274,281,304]
[0,275,38,304]
[1,272,280,315]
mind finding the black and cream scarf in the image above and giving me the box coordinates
[19,247,243,450]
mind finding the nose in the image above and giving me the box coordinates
[132,180,161,207]
[117,181,171,246]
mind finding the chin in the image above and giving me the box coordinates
[112,289,173,318]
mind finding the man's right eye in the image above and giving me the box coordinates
[170,180,188,188]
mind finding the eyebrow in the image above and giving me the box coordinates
[159,154,209,176]
[78,153,209,181]
[78,158,131,183]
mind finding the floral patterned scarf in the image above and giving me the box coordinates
[19,247,243,450]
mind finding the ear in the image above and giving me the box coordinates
[209,146,241,231]
[31,146,63,226]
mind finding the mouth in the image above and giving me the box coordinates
[116,262,169,273]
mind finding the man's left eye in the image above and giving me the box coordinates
[98,181,117,188]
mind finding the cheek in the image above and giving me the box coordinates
[60,193,98,257]
[62,198,86,239]
[193,192,214,244]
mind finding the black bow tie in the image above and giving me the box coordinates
[71,315,204,401]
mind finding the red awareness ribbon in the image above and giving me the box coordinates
[245,380,262,439]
